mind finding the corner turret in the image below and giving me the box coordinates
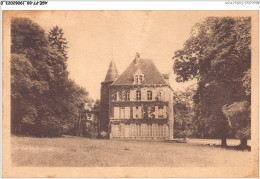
[99,60,119,136]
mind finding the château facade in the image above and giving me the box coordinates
[100,53,174,140]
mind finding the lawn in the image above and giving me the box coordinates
[11,136,251,167]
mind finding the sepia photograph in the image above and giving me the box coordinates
[2,9,259,178]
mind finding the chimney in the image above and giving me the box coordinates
[134,52,140,64]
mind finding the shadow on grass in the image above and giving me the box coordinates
[165,138,251,152]
[201,144,251,151]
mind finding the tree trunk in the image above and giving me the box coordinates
[221,138,227,146]
[239,138,248,148]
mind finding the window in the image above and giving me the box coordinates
[114,107,119,119]
[152,124,159,137]
[139,75,143,83]
[120,107,125,119]
[156,91,162,101]
[119,123,125,137]
[136,91,141,101]
[147,106,155,118]
[125,125,130,137]
[134,74,144,84]
[126,91,130,101]
[113,92,117,101]
[158,106,164,118]
[141,124,148,137]
[135,106,139,118]
[118,92,122,101]
[163,124,167,137]
[133,106,142,119]
[130,124,136,137]
[112,124,119,137]
[125,107,130,118]
[122,91,125,101]
[134,75,139,84]
[147,91,152,100]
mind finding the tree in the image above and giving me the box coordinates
[222,69,251,148]
[11,17,53,136]
[11,17,91,137]
[173,17,251,146]
[173,86,196,141]
[48,26,68,58]
[222,101,250,148]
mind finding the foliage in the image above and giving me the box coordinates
[173,86,196,138]
[11,17,91,137]
[242,69,251,96]
[222,101,251,139]
[173,17,251,142]
[48,26,68,58]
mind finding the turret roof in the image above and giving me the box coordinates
[104,60,119,82]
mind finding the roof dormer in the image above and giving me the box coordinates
[133,68,144,85]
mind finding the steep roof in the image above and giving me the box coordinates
[104,60,119,82]
[111,58,168,86]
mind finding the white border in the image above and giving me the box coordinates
[1,0,259,10]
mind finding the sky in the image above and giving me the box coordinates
[6,10,249,100]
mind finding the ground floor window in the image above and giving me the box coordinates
[111,123,169,138]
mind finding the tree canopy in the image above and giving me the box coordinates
[11,17,91,137]
[173,17,251,145]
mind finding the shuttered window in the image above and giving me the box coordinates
[120,107,125,119]
[141,89,146,101]
[130,90,136,101]
[125,107,130,119]
[114,107,120,119]
[155,106,158,118]
[133,106,137,119]
[138,106,142,118]
[133,106,142,119]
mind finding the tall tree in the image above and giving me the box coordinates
[48,26,68,59]
[173,17,251,146]
[11,17,91,137]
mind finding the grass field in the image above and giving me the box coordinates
[11,136,251,167]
